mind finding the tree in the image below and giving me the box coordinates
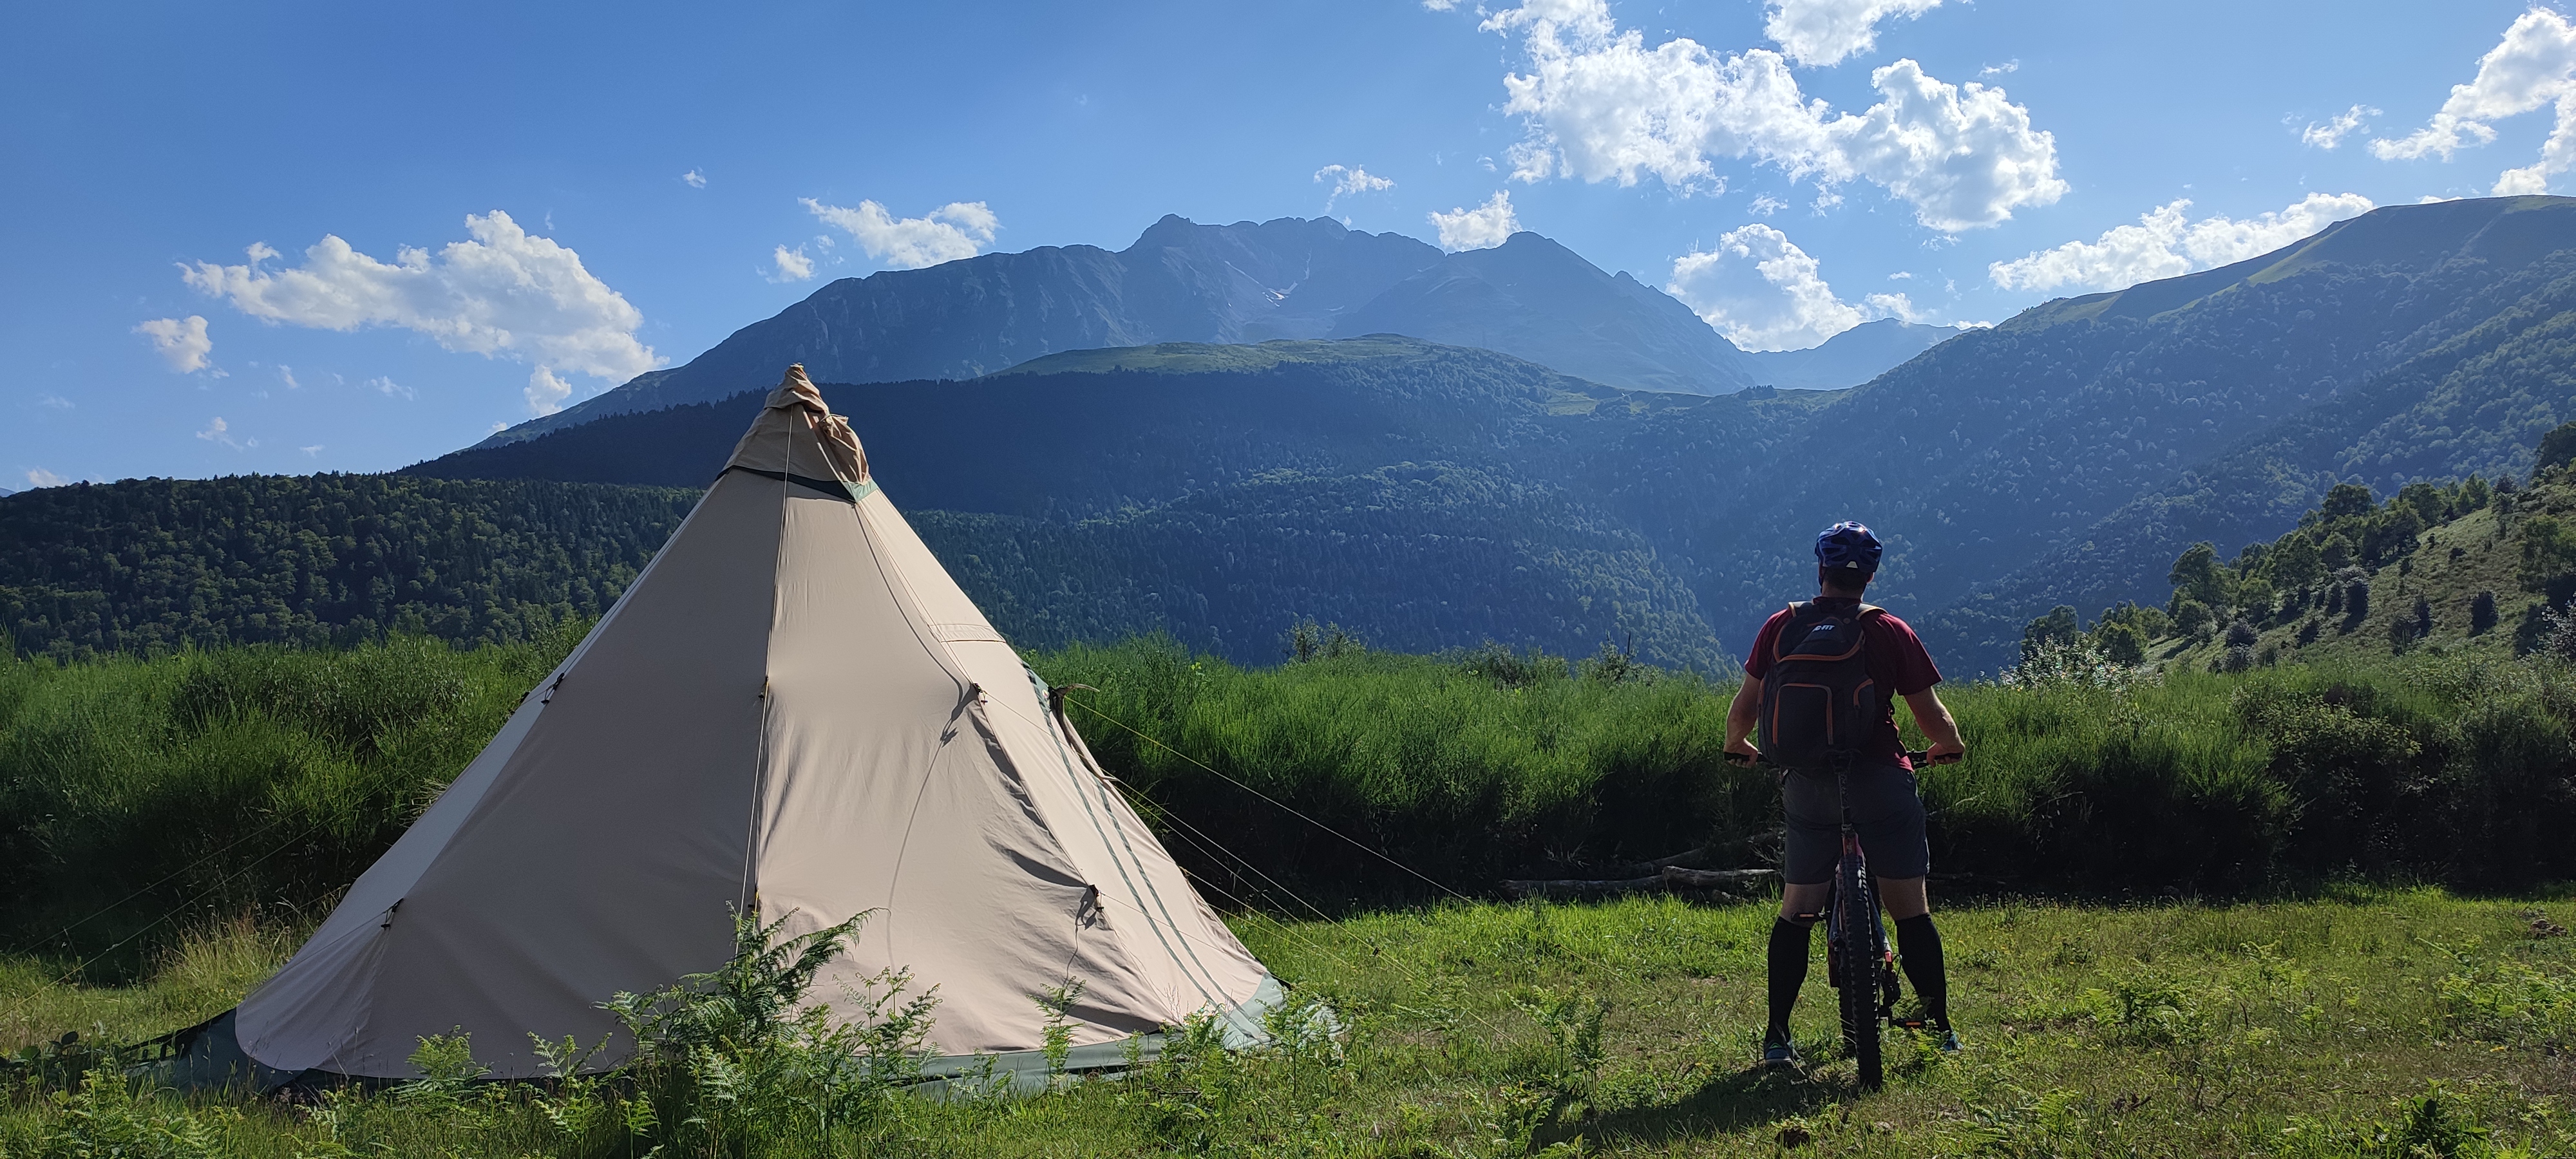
[2021,605,2082,661]
[2472,590,2499,636]
[2168,542,2228,609]
[2538,420,2576,474]
[2519,514,2576,598]
[2319,482,2377,523]
[2264,534,2327,590]
[2172,598,2216,638]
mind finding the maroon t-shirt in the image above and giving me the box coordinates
[1743,598,1943,771]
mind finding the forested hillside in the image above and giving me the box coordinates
[2031,420,2576,674]
[414,200,2576,672]
[0,476,697,658]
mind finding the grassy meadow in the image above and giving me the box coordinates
[5,891,2573,1156]
[5,634,2576,1154]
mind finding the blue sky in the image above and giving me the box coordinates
[1,0,2558,486]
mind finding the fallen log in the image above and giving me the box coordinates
[1501,866,1778,900]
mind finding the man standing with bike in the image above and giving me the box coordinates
[1723,522,1966,1069]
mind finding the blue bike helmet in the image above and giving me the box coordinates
[1815,521,1882,574]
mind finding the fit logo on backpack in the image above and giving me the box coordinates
[1756,601,1887,771]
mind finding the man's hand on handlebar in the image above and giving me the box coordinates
[1914,743,1965,766]
[1724,739,1763,767]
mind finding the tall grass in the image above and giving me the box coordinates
[0,629,578,977]
[1032,640,1771,903]
[6,631,2575,990]
[1924,652,2576,892]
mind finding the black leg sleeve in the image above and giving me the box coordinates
[1766,916,1814,1039]
[1893,914,1948,1031]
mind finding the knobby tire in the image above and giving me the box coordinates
[1835,851,1883,1089]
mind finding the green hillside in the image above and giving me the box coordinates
[2026,420,2576,675]
[1935,197,2576,664]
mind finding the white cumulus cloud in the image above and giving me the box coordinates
[2301,104,2378,149]
[1764,0,1942,68]
[136,316,213,373]
[1482,0,2062,231]
[25,468,70,489]
[178,211,661,416]
[1314,164,1397,210]
[1667,223,1916,352]
[681,169,707,188]
[1988,193,2376,294]
[1429,191,1522,251]
[802,198,999,270]
[772,245,816,281]
[524,368,568,415]
[2372,9,2576,193]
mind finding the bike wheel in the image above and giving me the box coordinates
[1835,853,1883,1088]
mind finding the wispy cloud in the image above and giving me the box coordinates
[771,245,816,281]
[1314,164,1397,211]
[367,376,414,400]
[2300,104,2378,149]
[25,468,70,489]
[196,417,252,450]
[36,395,72,411]
[680,169,707,189]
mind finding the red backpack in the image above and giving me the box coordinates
[1756,601,1886,771]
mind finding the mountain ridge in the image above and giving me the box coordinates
[478,217,1766,449]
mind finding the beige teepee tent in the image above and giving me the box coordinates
[164,366,1278,1088]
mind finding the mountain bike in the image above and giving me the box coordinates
[1732,746,1959,1089]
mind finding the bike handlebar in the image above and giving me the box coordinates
[1723,748,1962,768]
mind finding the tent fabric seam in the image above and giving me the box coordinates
[1009,676,1235,1024]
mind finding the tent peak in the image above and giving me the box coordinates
[727,364,869,485]
[766,364,822,411]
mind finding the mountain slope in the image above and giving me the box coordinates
[482,216,1443,445]
[1743,319,1964,389]
[1329,232,1762,395]
[1925,196,2576,667]
[480,217,1762,448]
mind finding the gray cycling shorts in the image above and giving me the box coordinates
[1780,764,1930,885]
